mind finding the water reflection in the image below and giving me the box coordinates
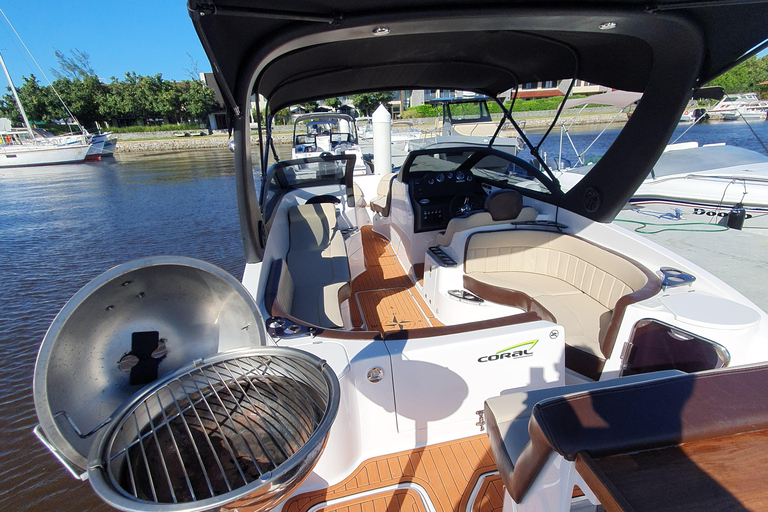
[0,148,246,512]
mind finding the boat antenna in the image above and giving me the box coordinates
[0,8,84,134]
[0,51,34,138]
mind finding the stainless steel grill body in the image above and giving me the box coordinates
[88,348,340,512]
[33,257,266,474]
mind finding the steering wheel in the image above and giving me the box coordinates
[449,192,485,217]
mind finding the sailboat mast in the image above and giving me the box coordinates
[0,51,35,139]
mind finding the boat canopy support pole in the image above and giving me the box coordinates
[234,100,265,263]
[560,17,703,221]
[496,99,560,188]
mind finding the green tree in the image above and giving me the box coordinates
[51,76,105,127]
[178,80,216,120]
[51,48,96,80]
[324,97,342,111]
[351,92,395,116]
[11,75,58,123]
[273,107,292,125]
[707,56,768,95]
[300,101,318,113]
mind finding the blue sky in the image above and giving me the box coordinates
[0,1,210,87]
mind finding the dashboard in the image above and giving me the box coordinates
[408,170,487,232]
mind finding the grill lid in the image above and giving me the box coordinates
[33,257,266,476]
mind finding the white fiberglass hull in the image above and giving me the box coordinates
[0,143,89,167]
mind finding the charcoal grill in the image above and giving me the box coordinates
[88,348,339,512]
[33,257,340,512]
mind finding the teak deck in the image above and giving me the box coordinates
[281,435,505,512]
[576,429,768,512]
[351,226,442,333]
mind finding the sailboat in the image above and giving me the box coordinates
[0,52,89,167]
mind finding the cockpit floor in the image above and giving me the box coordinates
[351,226,443,333]
[280,435,505,512]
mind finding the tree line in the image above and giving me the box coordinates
[0,72,217,130]
[707,55,768,96]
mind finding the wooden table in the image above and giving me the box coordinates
[575,429,768,512]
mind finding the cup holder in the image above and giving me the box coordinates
[660,267,696,290]
[448,289,485,304]
[266,317,306,337]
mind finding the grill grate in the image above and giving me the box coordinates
[102,353,333,506]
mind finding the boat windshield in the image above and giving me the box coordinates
[446,101,492,124]
[261,155,355,221]
[404,148,557,195]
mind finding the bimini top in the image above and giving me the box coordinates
[188,0,768,111]
[187,0,768,254]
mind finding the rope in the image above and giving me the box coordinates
[614,218,730,234]
[0,8,83,134]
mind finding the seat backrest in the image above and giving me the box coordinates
[288,203,337,251]
[370,173,397,216]
[465,230,648,310]
[436,189,537,246]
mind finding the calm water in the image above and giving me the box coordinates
[2,121,768,510]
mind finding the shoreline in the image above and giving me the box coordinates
[113,112,630,153]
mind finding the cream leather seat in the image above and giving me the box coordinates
[464,229,660,380]
[267,202,351,328]
[435,189,538,246]
[369,173,397,217]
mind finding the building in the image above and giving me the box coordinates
[200,72,228,130]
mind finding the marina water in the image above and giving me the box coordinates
[2,121,768,511]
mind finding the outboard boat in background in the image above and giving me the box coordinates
[291,112,371,174]
[31,1,768,511]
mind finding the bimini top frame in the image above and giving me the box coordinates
[187,0,768,263]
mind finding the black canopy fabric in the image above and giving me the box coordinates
[189,0,768,112]
[187,0,768,262]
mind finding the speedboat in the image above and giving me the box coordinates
[428,95,524,153]
[291,112,371,174]
[707,92,768,120]
[31,1,768,512]
[555,138,768,230]
[625,142,768,228]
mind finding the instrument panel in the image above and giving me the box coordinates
[408,170,486,232]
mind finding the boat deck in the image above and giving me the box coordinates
[351,226,442,333]
[281,435,504,512]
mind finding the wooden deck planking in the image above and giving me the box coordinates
[351,226,443,333]
[281,435,501,512]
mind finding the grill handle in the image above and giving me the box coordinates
[33,424,88,481]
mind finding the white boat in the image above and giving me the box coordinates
[427,95,524,154]
[101,134,117,157]
[31,2,768,512]
[707,92,768,120]
[0,53,89,167]
[291,112,371,174]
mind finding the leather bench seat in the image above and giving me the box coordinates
[464,230,660,380]
[265,202,350,329]
[484,371,683,504]
[488,364,768,505]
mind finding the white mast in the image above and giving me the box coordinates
[0,51,35,138]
